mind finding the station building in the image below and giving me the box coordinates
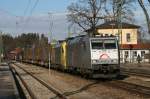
[89,21,150,63]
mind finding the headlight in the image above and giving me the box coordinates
[112,59,118,63]
[92,60,97,63]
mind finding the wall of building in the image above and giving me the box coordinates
[97,28,138,44]
[120,49,150,63]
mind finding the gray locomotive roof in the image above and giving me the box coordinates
[67,36,83,45]
[67,35,117,45]
[54,35,117,47]
[90,36,117,39]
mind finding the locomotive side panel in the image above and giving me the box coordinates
[72,37,81,70]
[80,36,92,72]
[66,39,77,70]
[66,36,91,74]
[75,36,91,72]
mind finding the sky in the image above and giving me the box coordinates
[0,0,77,40]
[0,0,76,15]
[0,0,149,40]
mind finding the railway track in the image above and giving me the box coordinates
[10,62,150,98]
[9,62,67,99]
[121,70,150,78]
[107,80,150,97]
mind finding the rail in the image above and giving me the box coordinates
[108,80,150,97]
[121,70,150,78]
[9,62,67,99]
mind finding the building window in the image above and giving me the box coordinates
[115,33,119,37]
[141,51,145,57]
[126,33,131,42]
[105,34,109,36]
[125,51,129,57]
[133,51,137,57]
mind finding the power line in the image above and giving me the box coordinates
[29,0,39,15]
[0,8,17,17]
[0,0,39,34]
[23,0,31,16]
[0,8,20,32]
[16,0,31,33]
[21,0,40,33]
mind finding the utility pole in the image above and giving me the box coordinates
[48,12,53,74]
[116,0,123,64]
[48,12,53,42]
[0,31,3,63]
[68,23,73,38]
[117,0,123,44]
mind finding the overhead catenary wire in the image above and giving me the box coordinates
[16,0,32,33]
[0,8,17,17]
[0,0,39,34]
[17,0,32,26]
[21,0,40,33]
[0,8,20,34]
[28,0,39,16]
[23,0,31,17]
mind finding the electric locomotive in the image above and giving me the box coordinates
[65,35,120,78]
[90,35,120,78]
[51,35,120,78]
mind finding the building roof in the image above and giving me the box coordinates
[97,21,140,29]
[120,43,150,50]
[86,21,140,32]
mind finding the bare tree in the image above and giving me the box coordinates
[67,0,136,36]
[67,0,105,36]
[138,0,150,34]
[103,0,135,22]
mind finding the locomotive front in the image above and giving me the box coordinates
[90,37,120,78]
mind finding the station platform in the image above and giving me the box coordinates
[0,62,19,99]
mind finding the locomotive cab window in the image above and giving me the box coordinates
[104,40,116,49]
[91,42,103,49]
